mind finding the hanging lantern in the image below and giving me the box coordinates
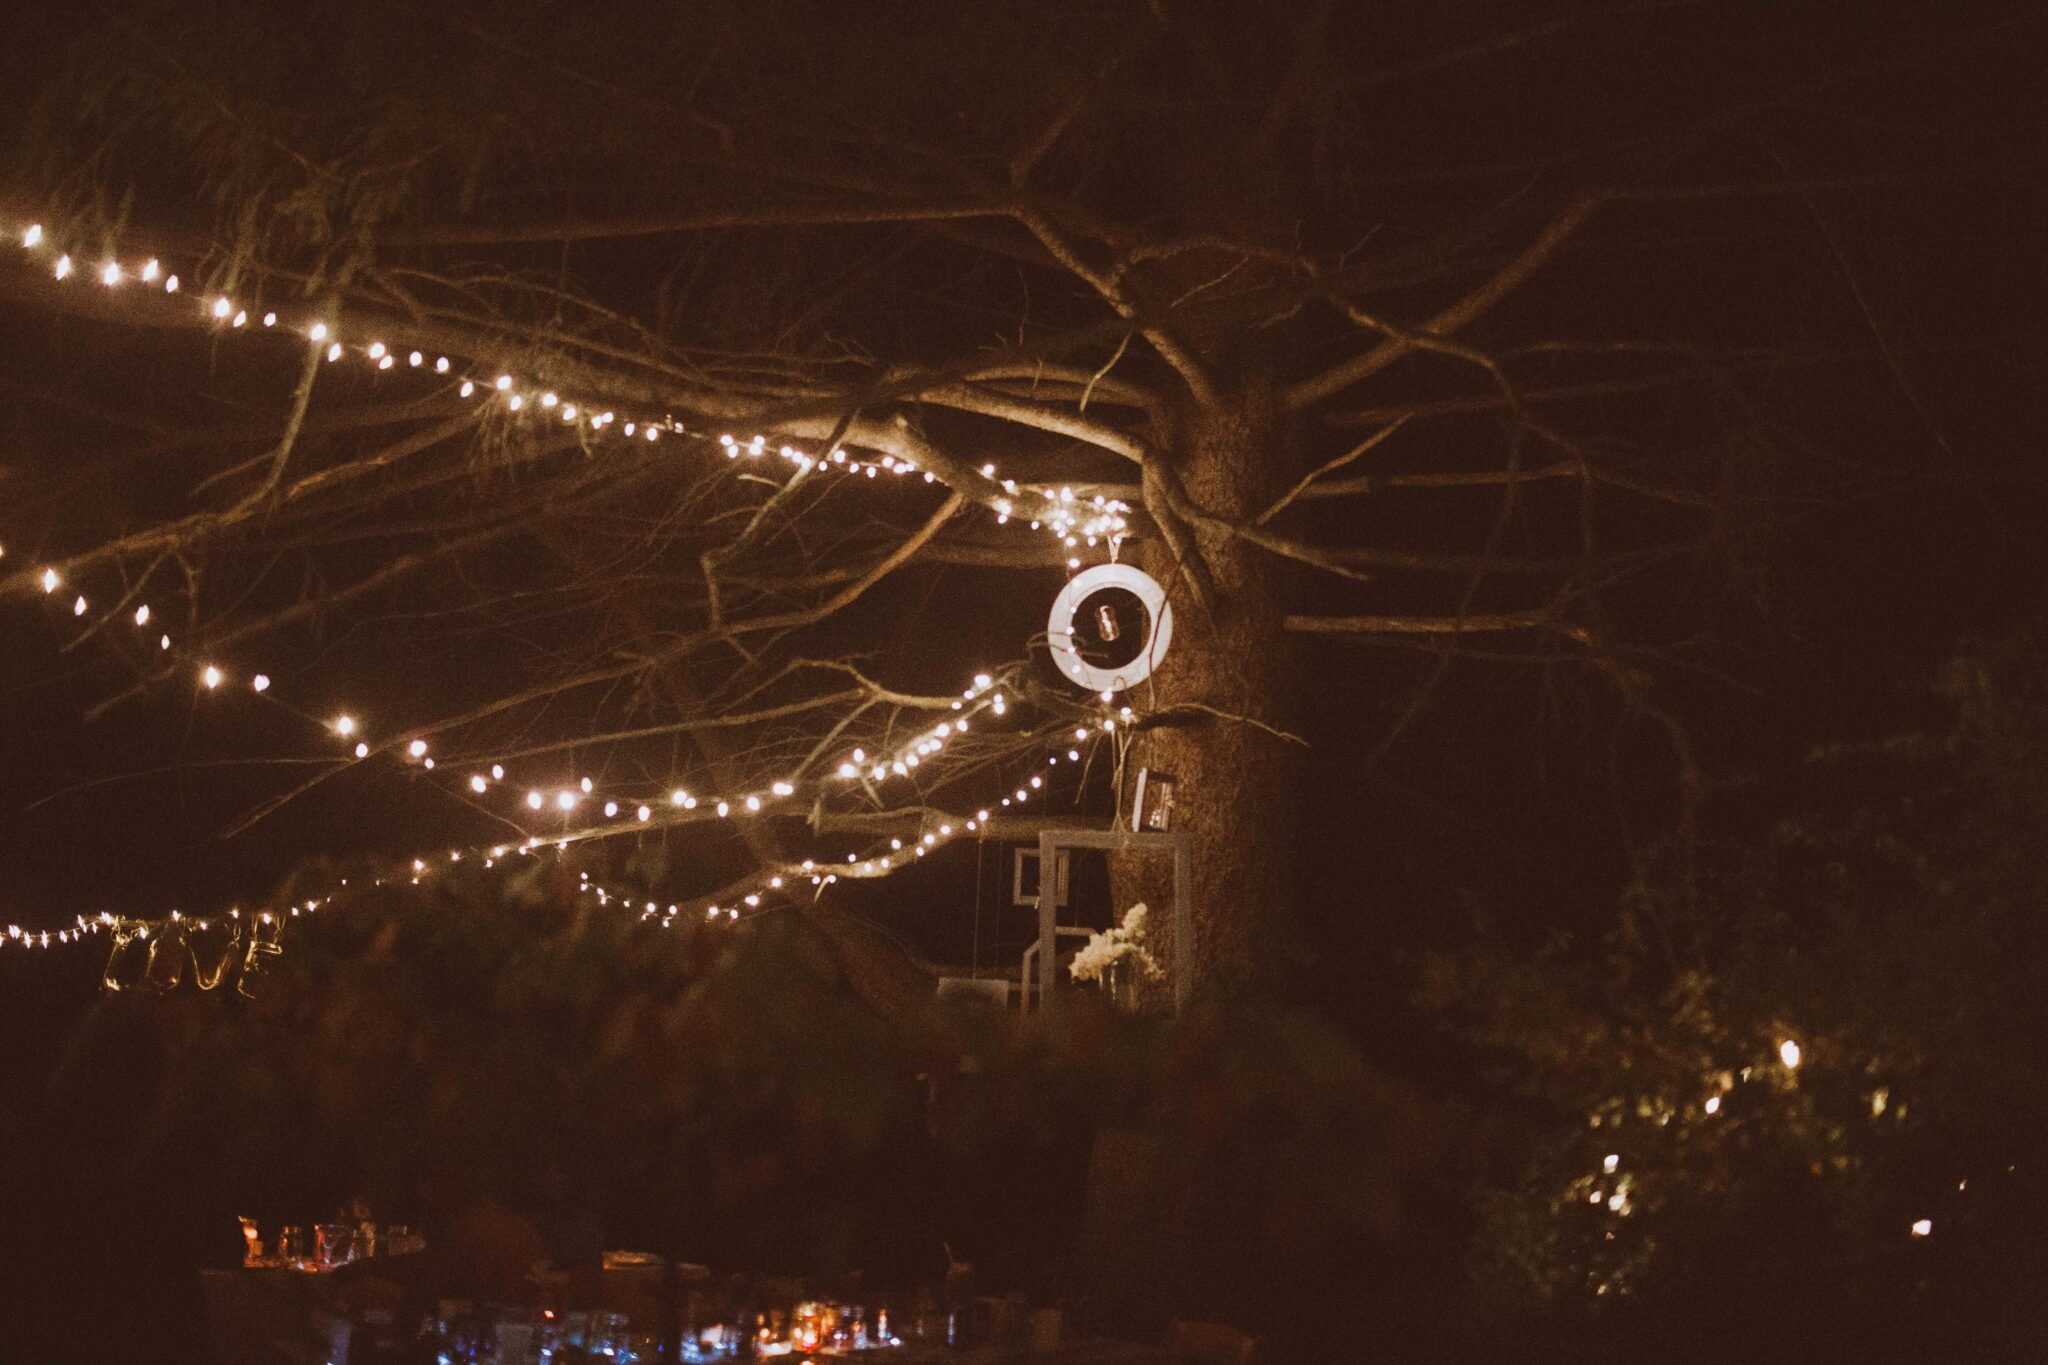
[1047,563,1173,693]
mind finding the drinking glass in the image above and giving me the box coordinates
[315,1222,354,1269]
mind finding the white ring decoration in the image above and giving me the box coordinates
[1047,563,1173,693]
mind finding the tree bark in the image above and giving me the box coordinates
[1115,379,1305,996]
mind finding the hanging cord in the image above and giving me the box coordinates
[971,828,986,976]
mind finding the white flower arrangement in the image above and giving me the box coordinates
[1067,902,1164,983]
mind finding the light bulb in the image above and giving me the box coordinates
[1779,1039,1802,1069]
[211,296,231,319]
[252,674,270,693]
[40,568,59,593]
[100,262,121,286]
[471,776,488,794]
[407,739,428,758]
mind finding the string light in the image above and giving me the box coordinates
[5,217,1130,548]
[4,219,1152,962]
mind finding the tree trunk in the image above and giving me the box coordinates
[1116,379,1305,997]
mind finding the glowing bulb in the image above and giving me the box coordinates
[470,776,488,793]
[212,296,231,319]
[1603,1154,1619,1173]
[164,274,179,292]
[716,801,730,818]
[72,595,87,616]
[671,790,688,806]
[1779,1039,1802,1069]
[771,781,794,797]
[636,805,650,822]
[309,323,328,342]
[252,674,270,693]
[744,795,762,812]
[39,568,59,593]
[367,342,386,360]
[603,801,618,818]
[1911,1219,1932,1238]
[263,312,276,327]
[491,765,504,780]
[353,742,369,758]
[334,716,357,737]
[22,224,41,247]
[233,310,247,328]
[201,666,222,689]
[100,261,121,286]
[435,357,450,373]
[507,394,524,410]
[407,739,428,758]
[526,791,544,810]
[555,790,575,811]
[134,604,150,626]
[326,342,342,362]
[53,254,71,279]
[838,763,859,779]
[495,375,513,391]
[1704,1095,1722,1115]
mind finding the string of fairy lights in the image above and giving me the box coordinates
[0,576,1131,956]
[0,218,1133,560]
[0,211,1142,968]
